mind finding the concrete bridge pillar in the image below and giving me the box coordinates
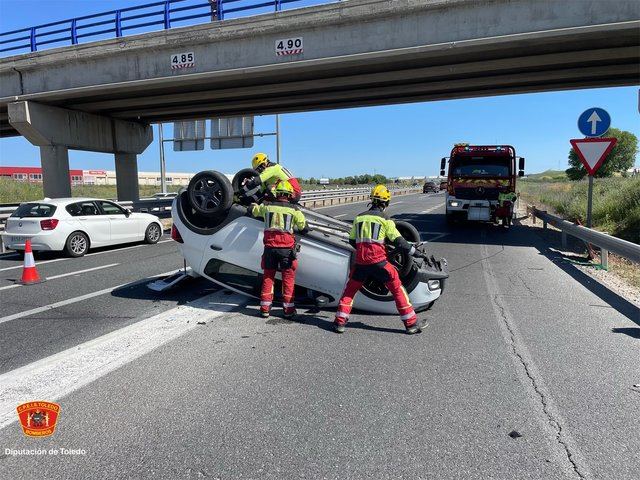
[114,153,140,202]
[7,101,152,200]
[40,145,71,198]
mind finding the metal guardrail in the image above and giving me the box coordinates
[528,205,640,268]
[0,187,422,252]
[0,0,336,56]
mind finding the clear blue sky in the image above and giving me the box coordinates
[0,1,638,178]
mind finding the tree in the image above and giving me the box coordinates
[566,127,638,180]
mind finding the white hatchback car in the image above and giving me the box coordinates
[3,198,163,257]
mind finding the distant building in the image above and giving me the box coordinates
[0,166,194,187]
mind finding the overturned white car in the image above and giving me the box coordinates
[170,170,448,314]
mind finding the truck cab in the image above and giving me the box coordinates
[440,144,524,226]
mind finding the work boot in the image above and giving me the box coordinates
[260,310,270,319]
[334,322,346,334]
[405,321,422,335]
[283,309,296,320]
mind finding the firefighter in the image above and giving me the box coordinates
[244,153,303,203]
[251,180,307,319]
[334,185,425,334]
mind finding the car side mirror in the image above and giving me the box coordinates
[440,158,446,171]
[518,157,525,171]
[125,208,131,217]
[440,170,445,176]
[518,170,525,177]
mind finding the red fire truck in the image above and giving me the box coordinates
[440,144,524,227]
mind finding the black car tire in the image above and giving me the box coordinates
[65,231,89,257]
[187,170,233,216]
[387,220,420,278]
[232,168,262,206]
[145,223,162,244]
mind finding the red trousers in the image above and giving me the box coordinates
[260,252,297,314]
[335,261,417,327]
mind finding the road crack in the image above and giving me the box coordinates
[492,293,585,479]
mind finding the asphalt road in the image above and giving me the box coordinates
[0,193,638,480]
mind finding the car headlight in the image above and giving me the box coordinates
[449,201,460,207]
[427,280,440,291]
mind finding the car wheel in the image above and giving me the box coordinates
[387,220,420,278]
[145,223,162,244]
[65,231,89,257]
[232,168,262,206]
[188,170,233,216]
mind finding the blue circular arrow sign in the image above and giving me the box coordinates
[578,107,611,137]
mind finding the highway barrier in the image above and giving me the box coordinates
[528,205,640,268]
[0,186,422,252]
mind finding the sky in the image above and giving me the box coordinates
[0,0,638,179]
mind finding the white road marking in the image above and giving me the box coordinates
[0,269,178,325]
[0,263,121,292]
[334,214,347,218]
[420,203,445,214]
[0,239,172,272]
[0,290,246,430]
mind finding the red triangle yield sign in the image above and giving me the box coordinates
[570,138,617,176]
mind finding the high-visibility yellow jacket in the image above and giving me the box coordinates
[259,165,302,198]
[350,207,412,264]
[252,201,306,248]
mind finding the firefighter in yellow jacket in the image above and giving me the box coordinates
[242,153,303,203]
[251,180,307,318]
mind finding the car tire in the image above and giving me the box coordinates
[145,223,162,244]
[65,231,89,257]
[232,168,262,206]
[387,220,421,278]
[187,170,233,217]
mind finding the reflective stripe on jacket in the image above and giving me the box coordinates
[349,208,402,264]
[252,201,306,248]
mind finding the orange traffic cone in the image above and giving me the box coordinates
[19,239,44,285]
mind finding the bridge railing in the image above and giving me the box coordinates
[0,0,334,56]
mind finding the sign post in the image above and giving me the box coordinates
[573,107,615,228]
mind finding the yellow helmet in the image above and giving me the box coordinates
[274,180,294,197]
[251,153,269,170]
[370,184,391,203]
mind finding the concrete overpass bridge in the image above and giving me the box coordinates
[0,0,638,199]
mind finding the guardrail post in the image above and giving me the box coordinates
[71,19,78,44]
[115,10,122,37]
[29,27,37,51]
[217,0,224,20]
[275,0,282,11]
[163,1,171,29]
[601,248,609,270]
[561,231,567,249]
[543,219,547,230]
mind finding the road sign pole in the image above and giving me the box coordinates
[275,114,281,164]
[586,174,594,228]
[158,123,167,194]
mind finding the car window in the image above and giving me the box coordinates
[66,201,99,216]
[203,260,259,295]
[97,201,126,215]
[12,203,56,218]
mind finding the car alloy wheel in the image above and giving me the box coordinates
[69,233,87,255]
[146,224,161,243]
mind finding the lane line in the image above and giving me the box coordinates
[0,263,120,292]
[0,269,178,325]
[420,203,445,214]
[0,290,246,430]
[0,239,172,272]
[334,214,347,218]
[313,192,421,211]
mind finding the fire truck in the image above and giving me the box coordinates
[440,144,524,227]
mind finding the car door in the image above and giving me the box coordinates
[66,201,110,246]
[96,201,139,244]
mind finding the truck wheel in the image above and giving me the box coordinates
[187,171,233,216]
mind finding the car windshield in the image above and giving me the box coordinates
[12,203,56,218]
[451,156,511,177]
